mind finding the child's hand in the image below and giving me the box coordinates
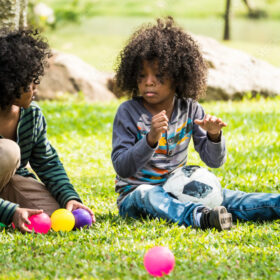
[66,200,96,223]
[147,110,168,147]
[194,114,227,141]
[12,207,43,233]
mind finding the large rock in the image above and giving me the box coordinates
[38,37,280,102]
[194,35,280,100]
[37,50,115,102]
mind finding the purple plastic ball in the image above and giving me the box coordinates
[72,209,92,229]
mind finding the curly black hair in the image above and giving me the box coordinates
[0,28,51,110]
[115,17,207,100]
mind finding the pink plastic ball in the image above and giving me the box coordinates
[26,213,51,234]
[144,246,175,277]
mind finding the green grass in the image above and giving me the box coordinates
[1,97,280,279]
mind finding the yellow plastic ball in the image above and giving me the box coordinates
[51,209,75,232]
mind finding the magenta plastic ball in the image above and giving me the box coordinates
[144,246,175,277]
[26,213,51,234]
[72,209,92,229]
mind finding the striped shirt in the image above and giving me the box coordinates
[111,97,226,206]
[0,103,81,225]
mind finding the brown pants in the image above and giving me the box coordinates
[0,139,59,216]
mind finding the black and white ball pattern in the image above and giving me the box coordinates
[163,165,223,208]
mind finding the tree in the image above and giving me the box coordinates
[223,0,231,40]
[242,0,255,12]
[0,0,28,30]
[243,0,267,18]
[223,0,267,40]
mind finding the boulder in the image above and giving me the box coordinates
[37,50,116,102]
[38,37,280,102]
[194,35,280,100]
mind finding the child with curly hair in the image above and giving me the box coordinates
[111,17,280,231]
[0,29,95,233]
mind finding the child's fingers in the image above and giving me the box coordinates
[153,114,168,123]
[66,203,73,212]
[217,118,227,127]
[209,115,217,123]
[24,209,43,225]
[214,120,227,128]
[153,121,168,131]
[204,115,219,125]
[23,216,31,225]
[78,204,95,218]
[91,213,96,223]
[153,110,166,118]
[194,119,203,125]
[206,115,227,128]
[204,114,210,123]
[207,115,227,126]
[15,219,32,233]
[20,212,31,225]
[21,223,32,233]
[27,209,43,217]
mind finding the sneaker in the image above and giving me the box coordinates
[200,206,232,231]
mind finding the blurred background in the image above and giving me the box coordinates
[27,0,280,72]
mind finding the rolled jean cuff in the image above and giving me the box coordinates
[193,206,205,227]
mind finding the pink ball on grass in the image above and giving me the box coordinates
[26,213,51,234]
[144,246,175,277]
[12,213,51,233]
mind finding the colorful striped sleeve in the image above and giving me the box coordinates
[29,107,82,207]
[0,199,18,225]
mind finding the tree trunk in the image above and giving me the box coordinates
[19,0,28,28]
[242,0,255,13]
[223,0,231,41]
[0,0,27,30]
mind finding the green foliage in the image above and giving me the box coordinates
[27,0,56,31]
[1,97,280,279]
[40,0,225,21]
[54,0,87,24]
[43,0,280,20]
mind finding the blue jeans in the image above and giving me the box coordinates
[119,184,280,227]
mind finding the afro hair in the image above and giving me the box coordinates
[115,17,207,100]
[0,28,51,110]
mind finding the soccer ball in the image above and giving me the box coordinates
[163,165,223,208]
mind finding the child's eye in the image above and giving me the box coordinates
[156,73,163,79]
[138,74,145,78]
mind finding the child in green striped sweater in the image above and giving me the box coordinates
[0,28,95,233]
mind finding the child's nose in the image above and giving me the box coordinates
[145,75,155,86]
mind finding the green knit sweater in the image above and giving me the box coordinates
[0,103,81,225]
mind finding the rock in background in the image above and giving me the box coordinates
[37,36,280,101]
[195,35,280,100]
[37,50,115,102]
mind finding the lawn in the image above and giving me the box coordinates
[1,97,279,279]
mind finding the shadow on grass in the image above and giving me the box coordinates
[95,210,181,230]
[95,211,143,227]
